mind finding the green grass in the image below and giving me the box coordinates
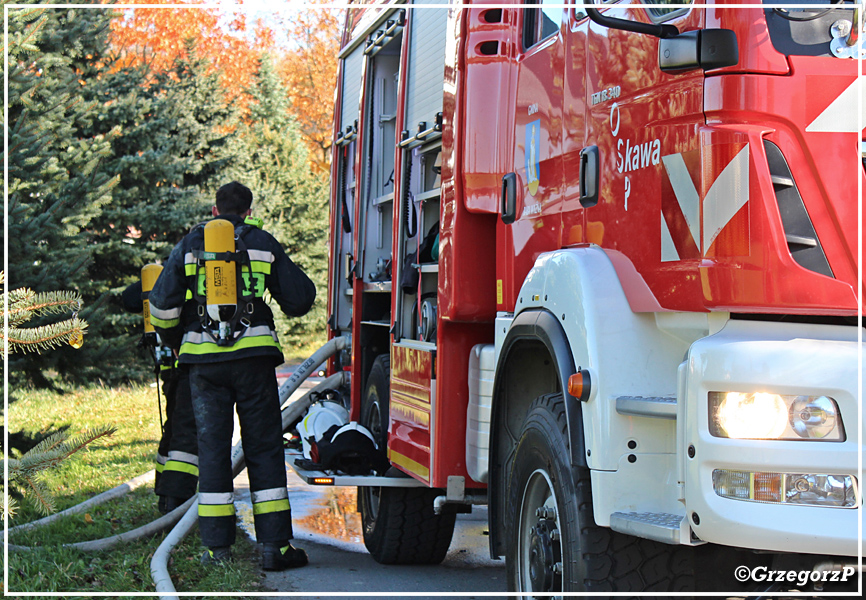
[6,384,267,595]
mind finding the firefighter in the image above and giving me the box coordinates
[148,181,316,571]
[121,279,198,514]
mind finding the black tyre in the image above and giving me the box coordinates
[358,354,457,564]
[506,393,694,594]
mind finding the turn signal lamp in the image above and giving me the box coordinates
[568,369,591,402]
[312,477,334,485]
[709,392,844,441]
[713,470,858,508]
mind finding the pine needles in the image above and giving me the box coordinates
[2,270,111,519]
[2,282,88,354]
[2,426,117,516]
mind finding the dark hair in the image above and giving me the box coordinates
[215,182,253,215]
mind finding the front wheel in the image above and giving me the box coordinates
[357,354,456,564]
[506,393,694,594]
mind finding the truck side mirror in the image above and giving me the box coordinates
[659,29,739,72]
[501,173,518,225]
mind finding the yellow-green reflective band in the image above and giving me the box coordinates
[187,261,269,275]
[180,334,282,356]
[151,315,180,329]
[240,272,266,298]
[159,364,172,371]
[163,461,199,477]
[155,462,165,473]
[252,498,290,515]
[198,503,235,517]
[185,289,193,301]
[249,261,271,274]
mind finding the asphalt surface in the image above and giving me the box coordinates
[260,500,506,597]
[234,469,506,597]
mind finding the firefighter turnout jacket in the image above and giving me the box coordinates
[148,214,315,363]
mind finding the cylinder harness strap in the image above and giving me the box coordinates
[191,222,260,347]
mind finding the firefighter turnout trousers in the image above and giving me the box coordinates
[190,357,292,548]
[154,365,199,502]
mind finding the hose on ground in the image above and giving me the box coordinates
[151,337,347,599]
[8,469,156,535]
[8,494,194,553]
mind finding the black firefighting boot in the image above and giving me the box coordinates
[163,495,189,513]
[261,542,308,571]
[200,546,232,566]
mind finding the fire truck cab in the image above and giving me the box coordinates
[314,0,863,593]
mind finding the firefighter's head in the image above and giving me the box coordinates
[214,181,253,217]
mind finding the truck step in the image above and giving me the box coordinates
[615,395,676,419]
[285,449,426,488]
[609,511,688,545]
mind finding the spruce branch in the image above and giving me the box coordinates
[1,272,88,355]
[1,426,116,517]
[5,316,88,354]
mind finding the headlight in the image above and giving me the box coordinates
[709,392,844,441]
[713,470,859,508]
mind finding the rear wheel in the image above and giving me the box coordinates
[358,354,456,564]
[506,393,694,594]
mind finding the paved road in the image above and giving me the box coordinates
[261,511,506,597]
[235,468,507,597]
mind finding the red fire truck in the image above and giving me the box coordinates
[307,0,863,593]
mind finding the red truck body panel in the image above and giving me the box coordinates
[327,0,862,489]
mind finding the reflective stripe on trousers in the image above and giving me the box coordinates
[251,487,290,515]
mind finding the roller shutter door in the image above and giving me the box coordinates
[405,1,448,133]
[340,47,364,130]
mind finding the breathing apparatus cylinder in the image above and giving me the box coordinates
[203,219,237,343]
[141,264,163,337]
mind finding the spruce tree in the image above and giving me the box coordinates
[0,271,115,518]
[4,3,123,386]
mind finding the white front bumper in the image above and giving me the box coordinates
[683,319,862,556]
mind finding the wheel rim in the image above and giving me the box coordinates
[361,396,383,523]
[517,468,563,597]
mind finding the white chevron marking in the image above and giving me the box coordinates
[703,146,750,255]
[806,78,865,133]
[661,153,701,252]
[660,211,680,262]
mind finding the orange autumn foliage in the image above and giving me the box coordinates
[108,1,341,172]
[108,0,270,105]
[276,7,342,173]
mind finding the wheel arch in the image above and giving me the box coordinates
[487,308,586,558]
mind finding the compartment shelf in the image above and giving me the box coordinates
[415,263,439,273]
[394,339,436,352]
[363,281,392,293]
[414,188,441,203]
[361,320,391,327]
[372,192,394,206]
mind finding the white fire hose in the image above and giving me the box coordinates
[151,336,347,599]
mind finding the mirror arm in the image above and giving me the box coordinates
[586,7,679,39]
